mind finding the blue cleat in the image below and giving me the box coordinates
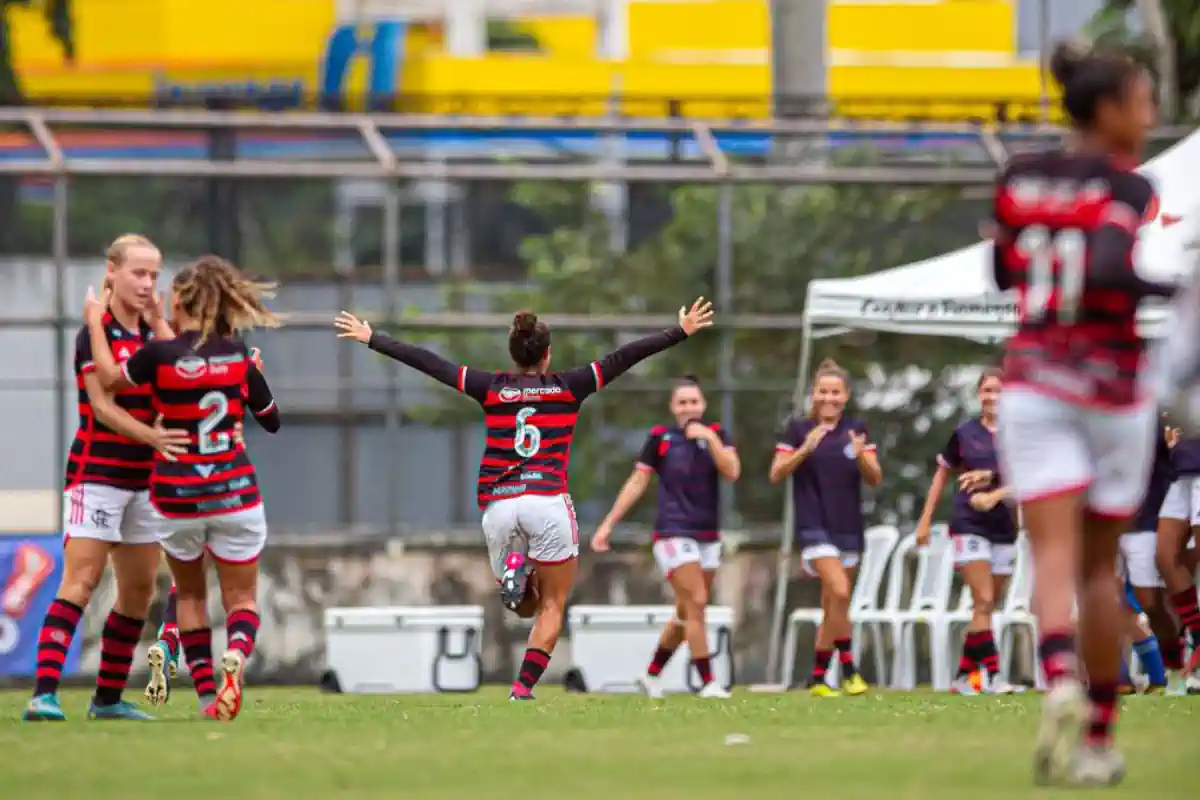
[22,693,66,721]
[87,700,154,720]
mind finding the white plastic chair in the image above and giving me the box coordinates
[891,527,957,690]
[780,525,900,688]
[994,533,1039,687]
[852,531,921,687]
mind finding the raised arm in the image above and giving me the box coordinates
[563,297,713,400]
[244,362,281,434]
[335,311,491,402]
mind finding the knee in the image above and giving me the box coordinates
[683,584,709,614]
[825,575,851,607]
[973,591,996,617]
[60,559,104,601]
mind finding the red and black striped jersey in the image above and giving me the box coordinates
[992,151,1166,409]
[367,326,690,509]
[121,331,280,520]
[66,314,156,491]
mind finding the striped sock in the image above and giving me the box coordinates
[33,598,83,697]
[94,611,145,706]
[181,628,216,699]
[225,608,260,660]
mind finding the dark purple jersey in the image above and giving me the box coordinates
[1170,437,1200,476]
[636,422,733,543]
[1135,432,1175,532]
[776,416,874,554]
[936,418,1016,544]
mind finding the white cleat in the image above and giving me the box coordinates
[1033,679,1088,786]
[1058,744,1126,788]
[950,675,980,696]
[698,682,732,699]
[144,643,169,707]
[213,649,245,721]
[638,674,664,700]
[985,677,1019,695]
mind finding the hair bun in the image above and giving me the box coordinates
[1050,39,1088,88]
[513,310,538,333]
[682,373,699,384]
[816,358,841,371]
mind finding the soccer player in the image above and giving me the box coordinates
[335,299,714,701]
[1117,579,1167,695]
[990,41,1171,786]
[88,255,282,721]
[144,584,182,706]
[769,358,882,697]
[915,368,1018,695]
[591,376,740,700]
[23,235,190,723]
[1156,435,1200,682]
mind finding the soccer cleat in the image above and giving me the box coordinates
[87,700,154,720]
[985,677,1018,695]
[807,682,840,698]
[1186,672,1200,695]
[156,624,179,678]
[1057,744,1126,788]
[1033,678,1088,786]
[698,682,731,699]
[1117,683,1137,696]
[22,693,66,722]
[950,675,980,696]
[498,552,532,613]
[842,673,869,696]
[1144,683,1168,696]
[145,641,171,707]
[212,649,245,721]
[638,674,665,700]
[509,684,535,701]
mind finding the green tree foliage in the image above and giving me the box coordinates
[1090,0,1200,119]
[402,180,997,529]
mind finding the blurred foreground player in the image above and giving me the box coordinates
[991,42,1173,786]
[336,299,713,701]
[90,256,282,721]
[592,377,740,699]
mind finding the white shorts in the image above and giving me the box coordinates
[952,533,1016,576]
[156,505,268,564]
[996,387,1156,517]
[800,544,860,577]
[62,484,160,545]
[480,493,579,580]
[651,537,722,577]
[1119,531,1163,588]
[1159,476,1200,524]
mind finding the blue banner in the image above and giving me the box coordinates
[0,535,82,678]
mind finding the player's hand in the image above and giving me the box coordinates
[150,414,191,462]
[250,347,264,372]
[83,285,111,327]
[591,523,614,553]
[799,424,832,456]
[849,430,868,457]
[914,520,932,548]
[684,420,710,440]
[1166,426,1181,448]
[969,491,1000,512]
[334,311,372,343]
[143,290,168,326]
[958,469,993,492]
[678,297,714,335]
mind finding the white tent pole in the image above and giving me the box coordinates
[765,312,817,685]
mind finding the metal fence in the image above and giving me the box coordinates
[0,109,1185,538]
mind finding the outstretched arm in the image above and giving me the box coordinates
[335,311,490,402]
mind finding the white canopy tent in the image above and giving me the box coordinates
[763,129,1200,685]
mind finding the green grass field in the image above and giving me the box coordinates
[0,688,1193,799]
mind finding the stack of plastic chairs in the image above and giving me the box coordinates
[889,526,957,690]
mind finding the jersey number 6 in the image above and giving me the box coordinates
[513,406,542,458]
[198,391,232,455]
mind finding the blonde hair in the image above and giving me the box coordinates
[172,255,281,346]
[809,358,849,419]
[102,233,160,295]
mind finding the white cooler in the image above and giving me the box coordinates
[324,605,484,694]
[568,604,734,693]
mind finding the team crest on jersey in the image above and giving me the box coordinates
[175,356,208,380]
[114,343,136,362]
[843,442,856,459]
[498,387,522,403]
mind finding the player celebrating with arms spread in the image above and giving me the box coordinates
[336,298,713,701]
[88,256,282,721]
[990,42,1173,786]
[592,376,740,700]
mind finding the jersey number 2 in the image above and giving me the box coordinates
[198,391,231,455]
[1017,225,1087,324]
[513,407,542,458]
